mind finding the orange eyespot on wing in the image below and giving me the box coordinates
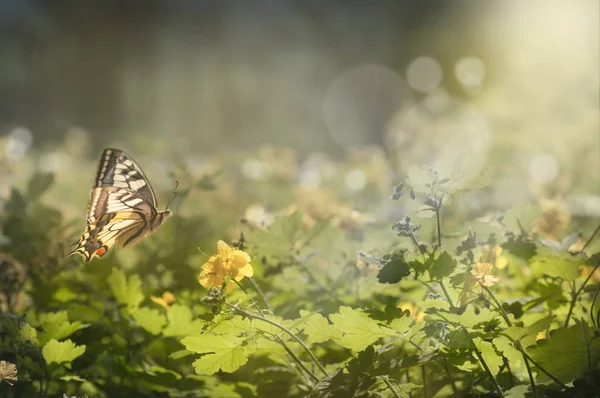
[96,247,107,256]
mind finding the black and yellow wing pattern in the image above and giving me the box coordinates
[67,148,172,262]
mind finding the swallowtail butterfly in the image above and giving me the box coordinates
[66,148,172,262]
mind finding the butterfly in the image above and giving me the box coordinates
[66,148,174,262]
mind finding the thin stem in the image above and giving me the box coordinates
[505,359,514,388]
[481,285,537,394]
[520,350,567,389]
[379,376,401,398]
[440,355,459,396]
[438,281,454,308]
[436,205,443,249]
[578,223,600,254]
[247,277,273,312]
[435,192,445,249]
[517,341,537,397]
[225,302,329,378]
[471,338,505,397]
[421,365,428,398]
[275,335,319,383]
[481,285,512,326]
[565,260,600,327]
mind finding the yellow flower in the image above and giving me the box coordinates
[397,302,425,322]
[469,262,501,287]
[480,245,508,270]
[0,360,17,386]
[198,240,254,290]
[150,291,176,311]
[460,262,501,306]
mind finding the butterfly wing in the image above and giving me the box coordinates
[68,210,147,262]
[94,148,157,207]
[67,148,169,263]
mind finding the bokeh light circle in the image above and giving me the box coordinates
[5,126,33,161]
[529,154,559,183]
[455,56,486,89]
[405,56,443,93]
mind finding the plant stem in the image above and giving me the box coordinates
[379,376,401,398]
[564,260,600,327]
[421,365,428,398]
[520,350,567,389]
[578,223,600,254]
[481,285,512,326]
[481,285,537,394]
[440,355,459,396]
[518,341,537,397]
[435,193,445,249]
[275,335,320,383]
[247,277,273,312]
[438,281,454,308]
[225,302,329,378]
[471,339,505,397]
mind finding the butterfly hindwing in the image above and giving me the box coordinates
[70,212,147,262]
[66,148,172,263]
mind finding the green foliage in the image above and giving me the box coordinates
[529,322,600,383]
[1,158,599,398]
[42,339,86,365]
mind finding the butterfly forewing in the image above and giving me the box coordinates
[67,148,171,263]
[95,148,157,205]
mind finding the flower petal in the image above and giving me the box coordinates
[236,263,254,279]
[216,240,232,257]
[231,250,251,268]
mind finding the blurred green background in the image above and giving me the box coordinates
[0,0,598,223]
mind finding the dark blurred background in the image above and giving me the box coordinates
[0,0,505,153]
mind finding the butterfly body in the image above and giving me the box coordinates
[67,148,172,262]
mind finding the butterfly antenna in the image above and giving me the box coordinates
[167,180,179,209]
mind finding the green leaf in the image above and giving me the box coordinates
[299,310,342,344]
[529,323,600,383]
[42,339,86,365]
[298,217,331,248]
[21,324,38,343]
[530,250,582,281]
[163,304,206,336]
[503,201,539,233]
[502,239,537,261]
[182,335,248,375]
[429,251,457,280]
[394,382,422,397]
[377,251,411,284]
[493,336,522,365]
[60,375,87,382]
[108,268,144,309]
[132,307,167,335]
[407,165,435,194]
[27,172,54,200]
[505,385,530,398]
[209,316,252,336]
[473,337,502,376]
[504,316,554,347]
[251,315,288,336]
[329,307,397,351]
[169,349,195,360]
[388,315,413,335]
[38,311,88,345]
[434,307,497,328]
